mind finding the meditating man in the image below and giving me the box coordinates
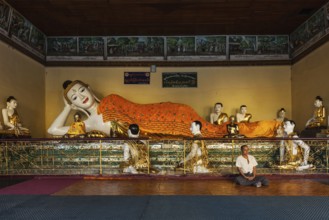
[210,102,228,125]
[235,145,269,187]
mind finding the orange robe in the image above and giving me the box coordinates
[98,94,281,138]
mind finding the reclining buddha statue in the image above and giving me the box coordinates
[48,80,281,139]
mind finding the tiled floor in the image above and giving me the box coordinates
[53,177,329,196]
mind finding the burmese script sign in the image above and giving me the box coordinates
[124,72,150,84]
[162,72,197,88]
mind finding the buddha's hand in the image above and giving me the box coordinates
[63,97,77,110]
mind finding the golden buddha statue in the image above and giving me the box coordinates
[305,96,326,128]
[1,96,30,137]
[178,121,209,173]
[65,112,86,138]
[225,116,245,138]
[279,120,312,170]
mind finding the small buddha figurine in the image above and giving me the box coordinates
[305,96,326,128]
[236,105,252,123]
[65,112,86,138]
[225,115,245,138]
[210,102,228,125]
[2,96,30,136]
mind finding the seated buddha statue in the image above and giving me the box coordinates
[64,112,86,138]
[305,96,326,128]
[2,96,30,136]
[224,116,245,138]
[210,102,228,125]
[236,105,252,123]
[48,80,281,139]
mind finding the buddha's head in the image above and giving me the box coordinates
[283,120,295,134]
[229,115,236,124]
[74,112,82,122]
[314,96,323,108]
[63,80,98,110]
[240,105,247,114]
[277,108,286,118]
[128,124,139,138]
[6,96,17,109]
[190,120,202,135]
[214,102,223,113]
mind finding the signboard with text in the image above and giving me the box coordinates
[124,72,150,84]
[162,72,197,88]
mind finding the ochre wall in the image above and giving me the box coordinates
[45,66,291,136]
[291,41,329,132]
[0,41,45,137]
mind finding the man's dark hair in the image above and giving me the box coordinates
[240,145,248,151]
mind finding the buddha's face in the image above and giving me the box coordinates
[74,114,81,122]
[283,121,294,133]
[314,99,322,107]
[190,122,200,135]
[214,104,222,113]
[67,83,95,109]
[278,110,286,118]
[240,107,247,114]
[7,100,17,109]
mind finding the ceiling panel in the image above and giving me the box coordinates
[5,0,329,36]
